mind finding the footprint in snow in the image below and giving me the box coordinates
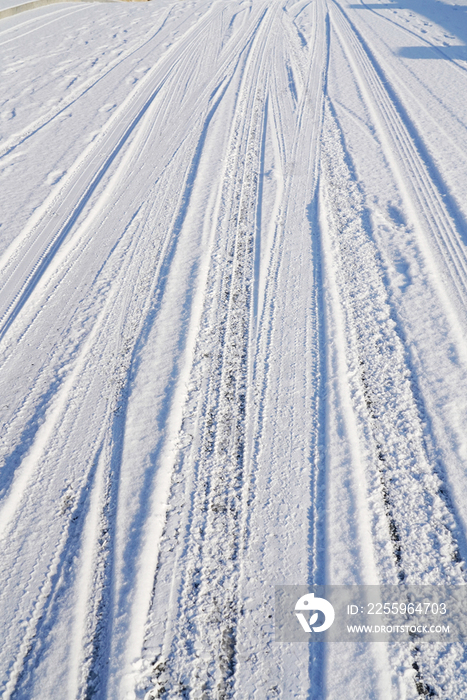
[98,103,117,113]
[1,108,16,121]
[46,170,65,186]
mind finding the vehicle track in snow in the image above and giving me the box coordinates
[329,1,467,331]
[320,101,466,697]
[0,0,226,520]
[0,1,229,340]
[0,4,88,46]
[140,7,278,698]
[2,1,313,697]
[0,2,279,695]
[0,191,163,698]
[0,4,177,160]
[328,0,467,586]
[321,3,467,695]
[2,0,467,697]
[140,0,332,696]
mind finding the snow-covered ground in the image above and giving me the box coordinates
[1,0,467,697]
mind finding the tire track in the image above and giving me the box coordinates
[76,10,280,696]
[0,1,226,340]
[0,180,175,693]
[231,0,330,687]
[143,1,331,696]
[63,154,208,698]
[321,97,465,585]
[0,0,277,346]
[140,6,278,698]
[75,100,236,696]
[320,93,467,697]
[322,5,467,695]
[0,6,281,694]
[0,4,87,46]
[328,0,467,575]
[0,4,175,160]
[0,3,268,365]
[330,1,467,346]
[2,443,104,700]
[4,0,467,697]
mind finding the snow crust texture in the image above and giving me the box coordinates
[1,0,467,697]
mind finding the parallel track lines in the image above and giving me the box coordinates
[330,2,467,342]
[0,1,226,340]
[323,4,467,694]
[1,5,293,693]
[0,4,87,46]
[0,5,175,159]
[233,0,329,694]
[3,0,467,697]
[141,5,281,698]
[0,10,238,693]
[329,0,467,582]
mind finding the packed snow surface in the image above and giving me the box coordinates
[1,0,467,696]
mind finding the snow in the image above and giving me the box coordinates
[1,0,467,696]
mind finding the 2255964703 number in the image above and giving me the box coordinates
[367,602,447,615]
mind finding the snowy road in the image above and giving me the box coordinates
[1,0,467,697]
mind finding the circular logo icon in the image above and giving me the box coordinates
[295,592,335,633]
